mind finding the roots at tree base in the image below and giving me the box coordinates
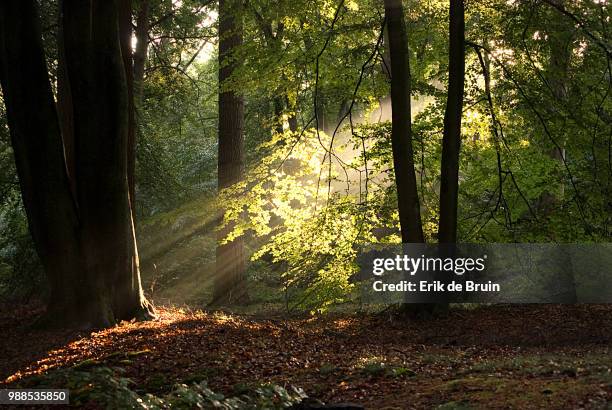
[34,294,157,330]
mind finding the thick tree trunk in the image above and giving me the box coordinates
[383,0,424,243]
[214,0,248,304]
[63,0,154,324]
[0,0,84,325]
[0,0,154,328]
[437,0,465,244]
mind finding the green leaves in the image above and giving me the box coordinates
[27,365,307,410]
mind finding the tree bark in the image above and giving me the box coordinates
[383,0,424,243]
[0,0,154,328]
[214,0,248,304]
[437,0,465,244]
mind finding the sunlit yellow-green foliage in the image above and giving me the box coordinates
[219,128,370,311]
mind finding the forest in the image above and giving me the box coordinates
[0,0,611,408]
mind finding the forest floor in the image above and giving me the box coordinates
[1,304,611,409]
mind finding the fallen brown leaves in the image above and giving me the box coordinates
[1,304,611,409]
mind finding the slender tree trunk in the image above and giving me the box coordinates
[383,0,424,243]
[438,0,465,244]
[118,0,137,209]
[214,0,248,304]
[126,0,150,214]
[541,3,576,302]
[287,95,298,133]
[538,3,572,216]
[0,0,154,328]
[273,97,285,135]
[253,16,291,137]
[133,0,150,104]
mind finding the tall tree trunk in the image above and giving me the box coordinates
[437,0,465,244]
[56,3,76,197]
[537,3,572,216]
[63,0,153,324]
[0,0,83,326]
[252,14,291,137]
[383,0,424,243]
[0,0,154,328]
[214,0,248,304]
[118,0,137,209]
[541,3,576,302]
[126,0,150,213]
[133,0,150,104]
